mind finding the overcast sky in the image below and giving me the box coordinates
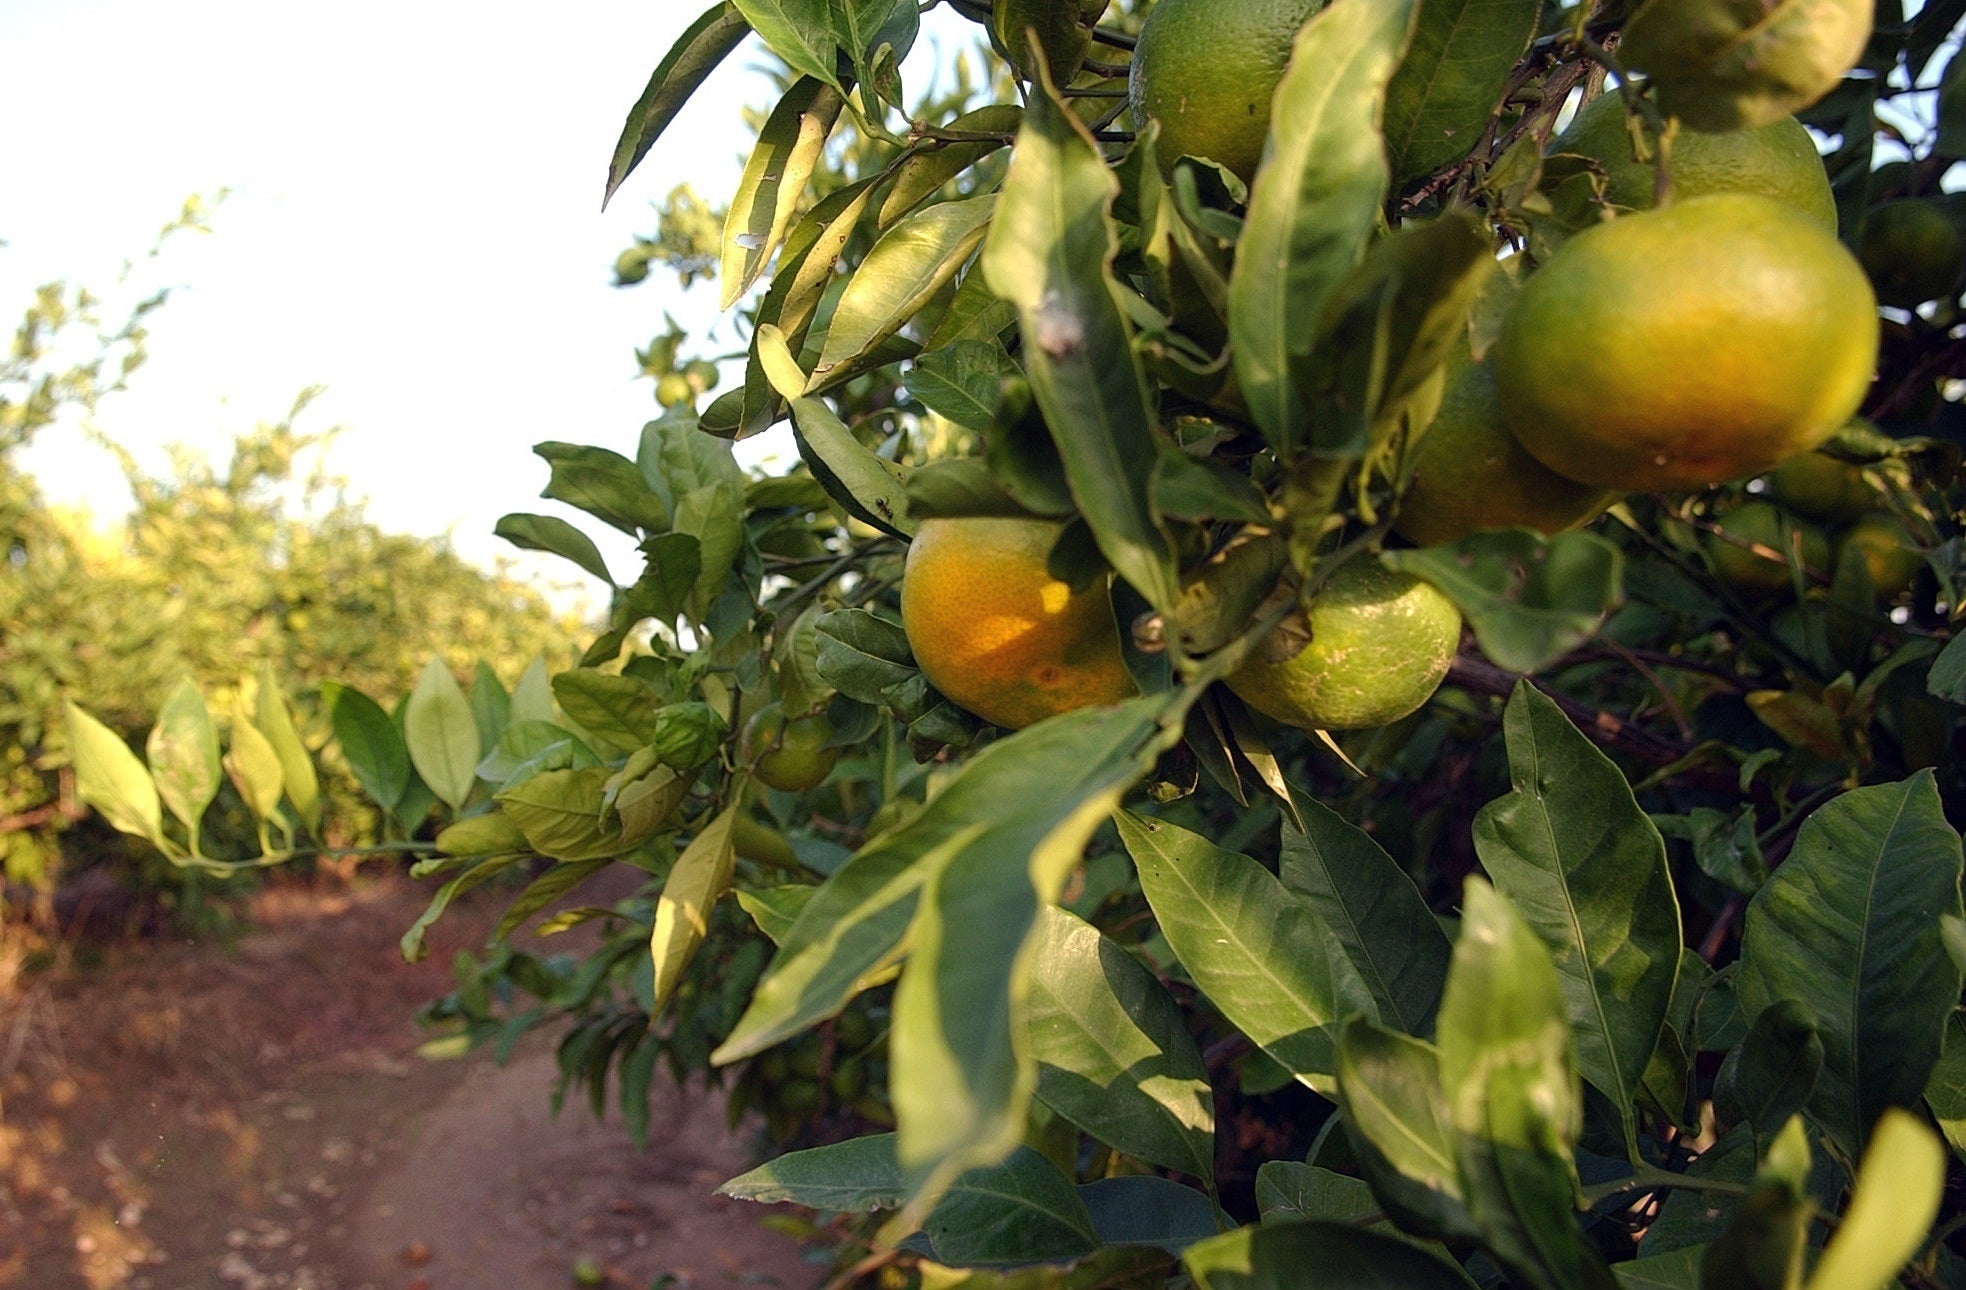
[0,0,818,607]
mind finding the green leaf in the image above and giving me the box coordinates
[1737,772,1966,1161]
[730,0,840,90]
[549,670,664,753]
[814,607,920,703]
[719,1132,905,1211]
[673,484,744,623]
[1611,1246,1706,1290]
[1078,1175,1222,1253]
[812,196,996,387]
[1118,811,1340,1090]
[468,660,510,759]
[405,656,480,812]
[494,857,611,942]
[1280,785,1451,1035]
[1337,1021,1470,1239]
[1383,530,1623,674]
[65,701,164,846]
[879,104,1022,229]
[400,853,528,962]
[534,442,670,535]
[494,512,614,585]
[322,682,410,811]
[1925,1012,1966,1165]
[1025,905,1216,1183]
[719,76,846,308]
[1699,1115,1811,1290]
[1731,999,1823,1148]
[622,533,703,635]
[904,340,1013,432]
[990,0,1095,86]
[640,406,746,509]
[1929,630,1966,703]
[1228,0,1419,456]
[1382,0,1540,181]
[225,698,287,825]
[146,678,220,840]
[1438,880,1608,1290]
[651,804,739,1015]
[735,884,816,945]
[716,701,1178,1068]
[1471,682,1681,1156]
[1803,1109,1945,1290]
[434,812,530,857]
[1184,1221,1478,1289]
[923,1146,1099,1265]
[980,56,1177,613]
[495,766,622,861]
[509,657,555,727]
[256,664,321,832]
[603,3,752,207]
[1253,1161,1380,1224]
[888,700,1185,1214]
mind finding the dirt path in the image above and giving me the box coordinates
[0,875,820,1290]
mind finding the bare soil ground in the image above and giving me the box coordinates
[0,873,821,1290]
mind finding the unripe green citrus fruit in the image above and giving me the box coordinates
[901,517,1137,730]
[742,704,840,792]
[1767,451,1878,523]
[1128,0,1325,183]
[1559,88,1836,231]
[1859,199,1966,308]
[1705,501,1829,591]
[1494,194,1879,493]
[1394,351,1618,547]
[1837,512,1923,597]
[1225,562,1461,731]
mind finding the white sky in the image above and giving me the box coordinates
[0,0,807,608]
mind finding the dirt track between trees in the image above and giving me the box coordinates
[0,874,820,1290]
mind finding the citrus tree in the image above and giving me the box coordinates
[68,0,1966,1283]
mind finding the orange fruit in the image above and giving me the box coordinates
[1493,194,1879,493]
[1558,88,1837,232]
[1225,562,1461,731]
[742,704,840,792]
[1394,350,1619,547]
[900,516,1137,730]
[1127,0,1325,183]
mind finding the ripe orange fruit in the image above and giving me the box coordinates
[1704,501,1830,592]
[1394,350,1619,548]
[1858,199,1965,308]
[1559,88,1837,232]
[1225,562,1461,731]
[1127,0,1325,183]
[900,516,1137,730]
[1493,194,1879,493]
[742,704,839,792]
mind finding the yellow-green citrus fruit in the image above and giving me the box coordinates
[1705,501,1830,591]
[655,372,695,407]
[1225,562,1461,731]
[742,704,840,792]
[1394,352,1619,547]
[1859,199,1966,308]
[1837,512,1924,596]
[1494,194,1879,493]
[1559,88,1837,231]
[1767,451,1879,523]
[901,517,1137,730]
[1128,0,1325,183]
